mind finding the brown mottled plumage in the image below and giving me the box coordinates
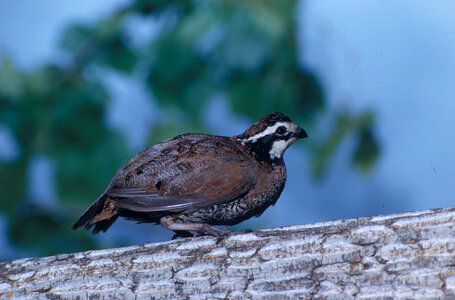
[72,112,307,238]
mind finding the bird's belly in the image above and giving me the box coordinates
[177,179,285,226]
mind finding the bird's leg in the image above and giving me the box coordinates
[160,216,231,238]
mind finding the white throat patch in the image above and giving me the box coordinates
[269,139,295,159]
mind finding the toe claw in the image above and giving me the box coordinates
[203,226,231,238]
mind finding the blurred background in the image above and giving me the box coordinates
[0,0,454,261]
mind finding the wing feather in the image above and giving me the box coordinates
[106,134,256,213]
[107,188,206,212]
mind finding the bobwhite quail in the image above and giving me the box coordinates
[72,112,307,238]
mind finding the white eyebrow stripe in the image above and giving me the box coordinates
[238,122,292,144]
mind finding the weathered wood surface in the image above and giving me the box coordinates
[1,207,455,299]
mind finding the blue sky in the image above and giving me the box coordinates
[300,1,455,211]
[1,0,455,249]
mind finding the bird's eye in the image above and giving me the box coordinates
[276,126,287,135]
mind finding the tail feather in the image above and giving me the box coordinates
[92,216,119,233]
[71,194,107,232]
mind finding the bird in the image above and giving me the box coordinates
[72,112,308,238]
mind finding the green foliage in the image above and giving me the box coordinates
[0,0,380,259]
[312,110,378,177]
[144,0,323,122]
[10,205,98,256]
[353,127,380,172]
[0,160,27,215]
[0,57,127,260]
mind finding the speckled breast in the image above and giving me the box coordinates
[177,163,287,226]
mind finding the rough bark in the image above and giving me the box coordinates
[1,207,455,299]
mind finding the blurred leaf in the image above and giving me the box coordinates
[59,25,92,53]
[215,18,270,71]
[353,127,380,172]
[148,109,207,144]
[132,0,194,16]
[44,80,128,204]
[294,71,325,121]
[246,2,289,42]
[178,8,214,45]
[0,57,24,99]
[10,206,98,256]
[146,31,212,118]
[49,81,109,151]
[101,35,138,73]
[0,159,27,215]
[60,21,137,74]
[55,132,127,204]
[312,111,376,177]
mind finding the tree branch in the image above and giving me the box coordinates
[2,207,455,299]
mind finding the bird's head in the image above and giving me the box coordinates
[237,112,308,163]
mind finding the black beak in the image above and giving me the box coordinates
[293,126,308,139]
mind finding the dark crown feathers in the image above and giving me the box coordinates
[238,112,292,139]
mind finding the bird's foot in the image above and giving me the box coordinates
[160,217,231,241]
[194,226,231,238]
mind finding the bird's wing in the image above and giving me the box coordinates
[106,134,256,212]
